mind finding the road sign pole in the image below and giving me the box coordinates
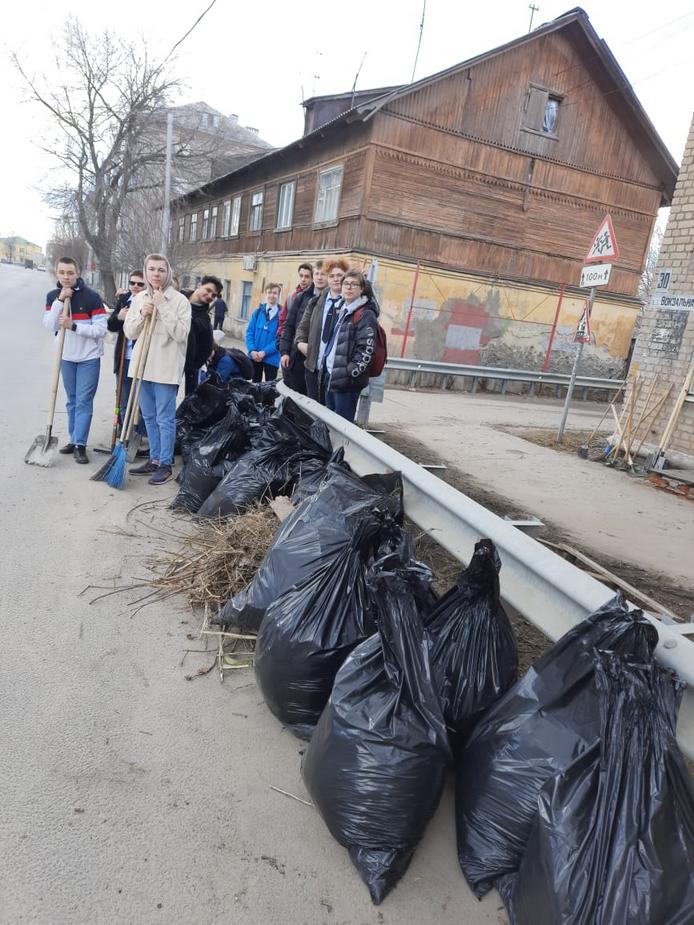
[558,286,595,442]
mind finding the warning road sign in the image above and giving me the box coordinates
[574,301,592,343]
[585,214,620,264]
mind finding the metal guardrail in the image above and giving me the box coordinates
[278,382,694,758]
[386,357,625,393]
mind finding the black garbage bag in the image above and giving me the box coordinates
[426,538,517,747]
[196,403,332,519]
[217,463,404,631]
[455,593,659,898]
[171,402,252,512]
[499,652,694,925]
[301,559,450,905]
[291,447,351,506]
[253,514,410,740]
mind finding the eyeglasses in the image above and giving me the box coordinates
[342,281,360,289]
[129,280,145,287]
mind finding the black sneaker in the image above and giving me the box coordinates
[59,443,75,455]
[148,465,173,485]
[74,445,89,464]
[130,460,159,475]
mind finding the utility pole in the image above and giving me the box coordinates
[557,286,594,441]
[161,111,174,254]
[528,3,539,32]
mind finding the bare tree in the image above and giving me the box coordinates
[14,19,213,304]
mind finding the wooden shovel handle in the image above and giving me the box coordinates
[120,307,157,444]
[46,297,71,429]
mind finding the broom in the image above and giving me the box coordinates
[93,333,128,455]
[91,308,156,487]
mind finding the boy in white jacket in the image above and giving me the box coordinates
[43,257,107,464]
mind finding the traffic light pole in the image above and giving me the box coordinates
[557,285,595,442]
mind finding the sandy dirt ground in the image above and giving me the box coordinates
[1,265,507,925]
[370,386,694,609]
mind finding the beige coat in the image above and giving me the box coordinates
[124,287,191,385]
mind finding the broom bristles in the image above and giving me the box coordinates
[104,442,128,489]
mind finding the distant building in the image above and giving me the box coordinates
[0,236,44,265]
[170,9,676,376]
[627,110,694,461]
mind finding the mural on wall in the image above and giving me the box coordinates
[193,252,637,377]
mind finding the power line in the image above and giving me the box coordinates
[167,0,218,59]
[411,0,427,83]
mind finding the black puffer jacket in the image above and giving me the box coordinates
[326,296,378,393]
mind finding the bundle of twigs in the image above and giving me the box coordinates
[146,505,278,610]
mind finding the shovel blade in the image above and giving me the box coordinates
[25,434,58,467]
[126,430,143,463]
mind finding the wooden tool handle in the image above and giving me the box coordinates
[46,297,71,429]
[121,308,157,444]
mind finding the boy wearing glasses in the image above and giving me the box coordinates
[107,270,147,430]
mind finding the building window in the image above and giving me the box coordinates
[222,200,231,237]
[521,84,563,138]
[542,97,560,134]
[276,181,296,230]
[189,212,198,242]
[240,280,253,319]
[230,195,241,236]
[314,165,343,223]
[249,191,263,232]
[210,205,218,238]
[224,279,231,304]
[177,216,185,243]
[202,208,210,239]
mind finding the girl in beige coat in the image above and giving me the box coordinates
[124,254,191,484]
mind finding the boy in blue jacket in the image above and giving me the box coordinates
[245,283,281,382]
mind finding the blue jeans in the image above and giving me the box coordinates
[325,388,361,423]
[60,358,100,446]
[138,381,178,467]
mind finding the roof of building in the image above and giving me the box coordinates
[174,8,677,206]
[0,236,41,248]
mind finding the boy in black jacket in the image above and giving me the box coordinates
[184,276,220,395]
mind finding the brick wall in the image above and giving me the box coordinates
[628,112,694,459]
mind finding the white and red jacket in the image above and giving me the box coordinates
[43,277,108,362]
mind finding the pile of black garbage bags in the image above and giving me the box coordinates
[178,388,694,918]
[172,376,332,515]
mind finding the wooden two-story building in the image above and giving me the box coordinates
[171,8,677,374]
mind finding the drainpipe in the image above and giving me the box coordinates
[543,284,565,372]
[400,260,421,358]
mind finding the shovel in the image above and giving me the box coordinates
[25,297,71,466]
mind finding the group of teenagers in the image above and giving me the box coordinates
[43,253,382,485]
[249,257,382,424]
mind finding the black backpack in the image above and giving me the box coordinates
[227,347,254,380]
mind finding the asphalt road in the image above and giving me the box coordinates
[0,264,505,924]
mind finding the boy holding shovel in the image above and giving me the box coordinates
[123,254,190,485]
[42,257,107,464]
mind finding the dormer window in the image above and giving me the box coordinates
[542,96,560,134]
[521,84,563,140]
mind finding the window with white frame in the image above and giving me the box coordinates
[177,216,185,243]
[314,165,343,223]
[210,205,218,238]
[222,199,231,236]
[230,195,241,235]
[189,212,198,242]
[276,181,296,230]
[202,208,210,239]
[248,190,263,232]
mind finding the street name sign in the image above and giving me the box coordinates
[585,214,620,263]
[580,263,612,288]
[651,292,694,311]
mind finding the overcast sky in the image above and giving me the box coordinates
[2,0,693,251]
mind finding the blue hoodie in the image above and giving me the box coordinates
[245,303,280,367]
